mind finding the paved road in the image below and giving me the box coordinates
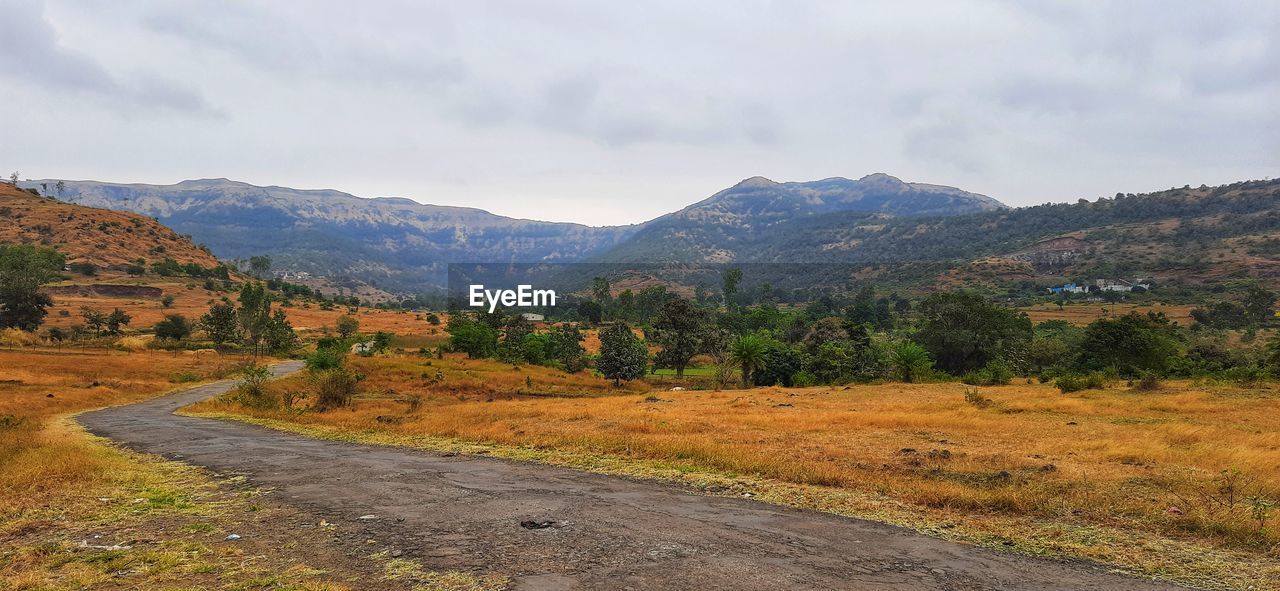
[79,361,1183,590]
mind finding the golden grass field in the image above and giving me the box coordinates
[1019,302,1198,326]
[0,347,501,590]
[189,351,1280,590]
[39,274,431,335]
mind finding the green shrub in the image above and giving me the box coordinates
[962,359,1014,386]
[312,367,362,411]
[1056,372,1107,393]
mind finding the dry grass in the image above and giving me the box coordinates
[191,352,1280,589]
[0,348,413,590]
[1020,302,1197,326]
[37,273,432,334]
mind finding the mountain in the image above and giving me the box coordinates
[26,174,1000,292]
[617,179,1280,293]
[0,182,221,272]
[596,173,1006,263]
[27,179,638,291]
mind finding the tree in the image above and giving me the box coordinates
[756,342,803,387]
[447,314,498,359]
[153,314,192,340]
[597,323,647,385]
[916,292,1032,375]
[1077,312,1182,377]
[728,333,768,387]
[55,180,65,199]
[547,324,586,372]
[650,297,708,378]
[8,171,17,185]
[200,300,240,344]
[248,255,272,278]
[1242,285,1277,326]
[237,283,272,356]
[577,301,603,324]
[591,277,613,308]
[721,267,743,311]
[888,340,932,383]
[81,307,107,336]
[161,294,175,308]
[263,309,298,354]
[335,314,360,339]
[105,308,132,335]
[0,245,65,330]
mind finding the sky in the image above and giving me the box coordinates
[1,0,1277,226]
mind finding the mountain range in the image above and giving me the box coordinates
[25,174,1002,291]
[21,174,1280,296]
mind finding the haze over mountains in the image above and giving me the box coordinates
[27,174,1002,290]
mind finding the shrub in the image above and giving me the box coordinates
[1056,372,1107,393]
[312,368,361,411]
[305,346,346,371]
[1133,372,1162,391]
[235,364,275,409]
[961,358,1014,386]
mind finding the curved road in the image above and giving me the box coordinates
[80,362,1182,590]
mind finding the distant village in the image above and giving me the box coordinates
[1047,278,1153,295]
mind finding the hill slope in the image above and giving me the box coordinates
[628,179,1280,292]
[598,173,1006,263]
[0,183,220,271]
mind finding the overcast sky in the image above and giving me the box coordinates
[2,0,1277,226]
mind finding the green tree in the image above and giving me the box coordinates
[547,324,586,372]
[650,297,708,378]
[200,300,240,344]
[153,314,192,340]
[728,333,768,387]
[263,309,299,354]
[161,294,175,308]
[721,267,743,311]
[597,323,648,385]
[335,314,360,339]
[447,314,498,359]
[1243,285,1277,326]
[1077,312,1182,377]
[105,308,132,335]
[81,306,107,336]
[916,292,1032,375]
[248,255,272,278]
[237,283,272,356]
[888,340,932,383]
[0,245,65,330]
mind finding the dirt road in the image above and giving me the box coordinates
[79,362,1183,590]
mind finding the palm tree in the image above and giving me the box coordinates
[889,340,932,383]
[729,334,768,388]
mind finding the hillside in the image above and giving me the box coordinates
[622,179,1280,293]
[27,179,639,292]
[598,173,1006,263]
[0,183,220,271]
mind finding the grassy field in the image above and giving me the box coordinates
[39,273,431,335]
[0,347,496,591]
[189,351,1280,590]
[1019,302,1198,326]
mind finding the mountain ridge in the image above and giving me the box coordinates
[24,173,1001,290]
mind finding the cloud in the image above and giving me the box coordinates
[0,0,217,115]
[0,0,1276,225]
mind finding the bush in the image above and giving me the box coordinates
[1133,372,1162,391]
[312,368,361,411]
[235,364,275,409]
[1056,372,1107,393]
[305,345,346,371]
[961,358,1014,386]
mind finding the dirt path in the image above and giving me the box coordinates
[79,362,1184,591]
